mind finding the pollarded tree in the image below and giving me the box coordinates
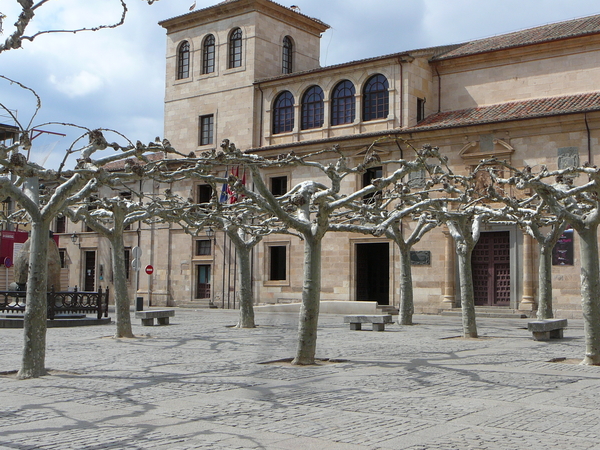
[480,160,568,319]
[329,144,451,325]
[1,0,170,378]
[67,186,165,338]
[151,186,293,329]
[217,139,440,364]
[0,116,177,378]
[424,164,491,338]
[492,163,600,364]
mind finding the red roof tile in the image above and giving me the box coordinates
[435,14,600,60]
[409,93,600,131]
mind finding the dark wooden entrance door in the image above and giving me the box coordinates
[472,231,510,306]
[356,242,389,305]
[84,251,96,292]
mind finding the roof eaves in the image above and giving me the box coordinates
[159,0,329,30]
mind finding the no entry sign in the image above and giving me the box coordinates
[145,265,154,275]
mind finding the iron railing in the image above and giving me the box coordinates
[0,286,109,320]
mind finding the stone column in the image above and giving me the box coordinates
[441,230,456,309]
[520,231,536,311]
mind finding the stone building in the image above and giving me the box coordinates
[56,0,600,318]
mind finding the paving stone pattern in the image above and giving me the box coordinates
[1,310,600,449]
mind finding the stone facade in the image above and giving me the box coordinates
[56,0,600,318]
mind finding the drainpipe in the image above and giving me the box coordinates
[435,67,442,113]
[397,58,404,129]
[585,112,592,166]
[258,84,264,148]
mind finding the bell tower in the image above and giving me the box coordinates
[159,0,329,153]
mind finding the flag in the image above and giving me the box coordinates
[219,167,229,203]
[228,166,239,203]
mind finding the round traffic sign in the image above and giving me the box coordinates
[145,265,154,275]
[4,257,12,268]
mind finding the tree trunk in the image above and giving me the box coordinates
[398,245,414,325]
[292,235,322,365]
[235,244,255,328]
[456,246,478,338]
[110,232,134,338]
[18,219,49,379]
[577,226,600,365]
[536,244,554,320]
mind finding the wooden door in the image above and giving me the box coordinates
[472,232,510,306]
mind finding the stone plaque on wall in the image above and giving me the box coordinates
[407,169,426,189]
[410,250,431,266]
[558,147,579,170]
[479,134,494,152]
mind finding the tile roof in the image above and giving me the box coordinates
[434,14,600,60]
[255,45,461,85]
[409,92,600,131]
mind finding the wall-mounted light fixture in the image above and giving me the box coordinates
[205,227,216,244]
[70,233,80,248]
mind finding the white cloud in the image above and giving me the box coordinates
[49,71,104,98]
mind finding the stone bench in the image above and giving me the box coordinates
[343,315,393,331]
[135,309,175,326]
[527,318,568,341]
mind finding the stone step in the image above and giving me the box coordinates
[440,307,530,319]
[377,305,399,315]
[176,299,218,309]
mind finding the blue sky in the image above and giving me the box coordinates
[1,0,600,168]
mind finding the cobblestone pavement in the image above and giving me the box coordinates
[1,310,599,449]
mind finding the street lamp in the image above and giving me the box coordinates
[205,227,215,243]
[70,233,80,248]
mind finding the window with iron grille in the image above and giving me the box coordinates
[229,28,242,68]
[199,114,214,146]
[331,80,356,126]
[363,74,389,121]
[272,91,294,134]
[177,41,190,79]
[301,86,324,130]
[202,34,215,74]
[282,36,293,74]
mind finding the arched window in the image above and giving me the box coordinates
[282,36,293,74]
[202,34,215,74]
[229,28,243,68]
[177,41,190,79]
[301,86,324,130]
[331,80,356,126]
[272,91,295,134]
[363,74,389,121]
